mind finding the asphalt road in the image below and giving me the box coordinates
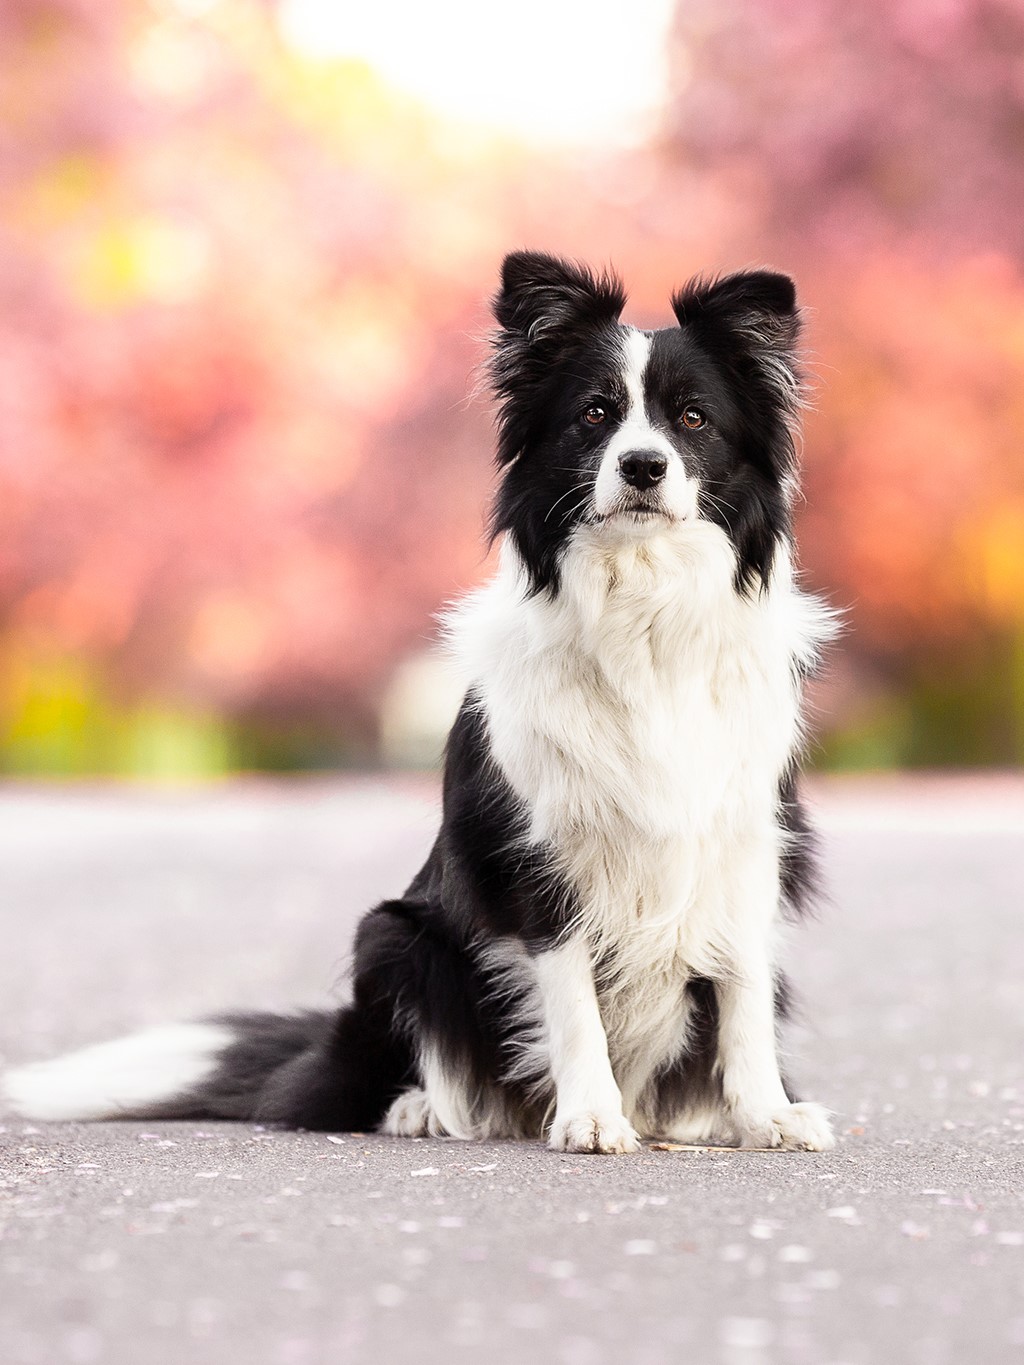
[1,775,1022,1365]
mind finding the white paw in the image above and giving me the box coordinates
[548,1110,641,1155]
[381,1087,434,1138]
[741,1101,835,1151]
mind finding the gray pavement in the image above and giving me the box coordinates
[1,775,1022,1365]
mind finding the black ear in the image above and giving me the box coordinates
[494,251,626,336]
[673,269,798,346]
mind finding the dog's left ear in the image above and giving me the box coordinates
[672,270,801,415]
[672,269,798,341]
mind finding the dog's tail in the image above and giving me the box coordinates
[2,1004,409,1130]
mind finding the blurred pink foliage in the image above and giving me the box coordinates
[669,0,1024,256]
[0,0,508,756]
[1,0,1023,767]
[666,0,1024,760]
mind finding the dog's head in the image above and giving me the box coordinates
[489,251,803,594]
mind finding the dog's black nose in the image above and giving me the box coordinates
[618,450,668,490]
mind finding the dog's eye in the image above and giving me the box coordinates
[681,407,706,430]
[581,405,607,427]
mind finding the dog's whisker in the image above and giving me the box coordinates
[544,482,592,524]
[558,492,596,528]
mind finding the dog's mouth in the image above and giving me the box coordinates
[597,499,674,523]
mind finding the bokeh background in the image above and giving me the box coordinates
[3,0,1024,777]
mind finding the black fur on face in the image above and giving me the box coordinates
[671,270,802,591]
[488,252,628,593]
[488,251,803,595]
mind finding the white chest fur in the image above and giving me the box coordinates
[448,523,833,1085]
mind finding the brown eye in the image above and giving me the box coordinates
[582,405,607,426]
[681,407,706,430]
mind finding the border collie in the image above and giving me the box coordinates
[4,252,837,1153]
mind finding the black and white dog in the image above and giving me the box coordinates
[4,253,837,1153]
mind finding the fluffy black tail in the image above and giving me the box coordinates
[3,1003,414,1131]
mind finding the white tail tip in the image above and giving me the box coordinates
[3,1023,233,1122]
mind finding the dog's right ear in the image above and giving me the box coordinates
[489,253,625,466]
[493,251,626,339]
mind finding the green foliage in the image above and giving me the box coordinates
[0,656,230,779]
[817,629,1024,770]
[0,654,373,777]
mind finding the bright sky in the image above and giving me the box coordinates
[276,0,677,147]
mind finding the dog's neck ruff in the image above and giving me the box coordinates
[450,523,830,815]
[448,521,834,962]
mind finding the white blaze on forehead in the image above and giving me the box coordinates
[610,328,668,453]
[620,327,653,423]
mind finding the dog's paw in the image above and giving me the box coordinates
[740,1101,835,1152]
[548,1110,641,1155]
[381,1087,434,1138]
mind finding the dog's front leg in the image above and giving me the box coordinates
[715,947,834,1151]
[533,937,640,1154]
